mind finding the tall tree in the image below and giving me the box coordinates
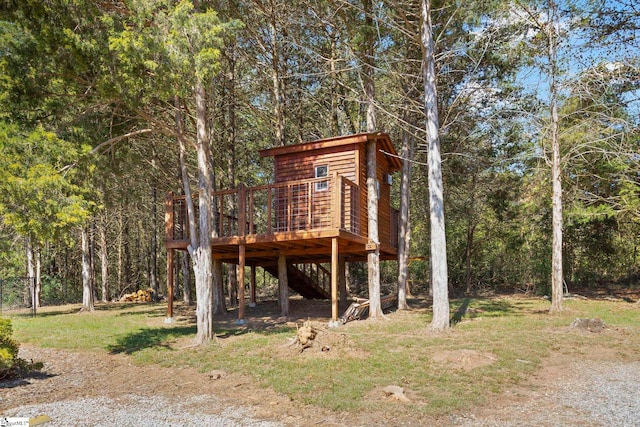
[422,0,449,330]
[106,0,237,343]
[361,0,383,319]
[546,0,564,312]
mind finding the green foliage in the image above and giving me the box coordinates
[0,317,42,379]
[0,123,93,245]
[106,0,241,102]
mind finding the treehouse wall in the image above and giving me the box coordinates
[263,133,400,248]
[272,144,359,184]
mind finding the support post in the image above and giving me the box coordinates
[165,248,175,322]
[237,245,246,323]
[331,237,339,321]
[238,184,246,236]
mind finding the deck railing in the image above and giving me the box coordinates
[166,174,362,242]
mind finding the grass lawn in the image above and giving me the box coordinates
[6,295,640,418]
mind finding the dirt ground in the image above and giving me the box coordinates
[1,293,639,426]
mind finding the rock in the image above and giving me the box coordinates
[382,385,410,403]
[207,369,227,380]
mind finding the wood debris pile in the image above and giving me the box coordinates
[119,288,154,302]
[340,294,397,324]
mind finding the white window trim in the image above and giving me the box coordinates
[315,165,328,191]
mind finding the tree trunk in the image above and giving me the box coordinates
[227,263,238,306]
[329,31,340,135]
[422,0,450,331]
[269,4,285,146]
[123,209,131,294]
[278,253,289,317]
[366,139,382,318]
[363,0,382,319]
[548,0,564,313]
[213,259,227,314]
[25,238,34,307]
[98,217,109,302]
[464,181,477,295]
[81,227,94,312]
[150,188,159,300]
[181,251,192,305]
[117,209,123,296]
[191,80,215,344]
[225,45,238,305]
[465,220,476,295]
[90,221,97,303]
[35,245,41,308]
[397,125,414,310]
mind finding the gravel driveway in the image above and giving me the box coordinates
[1,346,639,426]
[453,360,640,427]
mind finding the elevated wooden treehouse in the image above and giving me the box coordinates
[165,132,402,321]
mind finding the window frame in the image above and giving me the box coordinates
[314,164,329,191]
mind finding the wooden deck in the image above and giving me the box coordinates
[165,173,398,265]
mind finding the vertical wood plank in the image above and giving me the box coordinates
[331,237,338,321]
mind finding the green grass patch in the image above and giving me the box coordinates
[6,296,640,418]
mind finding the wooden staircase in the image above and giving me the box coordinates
[263,262,331,299]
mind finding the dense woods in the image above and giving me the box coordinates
[0,1,638,321]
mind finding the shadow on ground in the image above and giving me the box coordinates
[0,370,57,389]
[107,326,195,355]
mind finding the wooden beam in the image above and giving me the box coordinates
[331,237,338,321]
[238,245,246,321]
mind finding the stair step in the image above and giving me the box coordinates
[263,263,330,299]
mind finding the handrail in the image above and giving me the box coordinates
[165,175,362,243]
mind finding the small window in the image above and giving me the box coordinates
[315,165,328,191]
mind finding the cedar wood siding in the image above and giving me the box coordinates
[272,144,359,232]
[273,144,359,184]
[263,133,400,243]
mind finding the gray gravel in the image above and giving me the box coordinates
[453,361,640,427]
[3,394,283,426]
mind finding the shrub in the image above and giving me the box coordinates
[0,317,42,379]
